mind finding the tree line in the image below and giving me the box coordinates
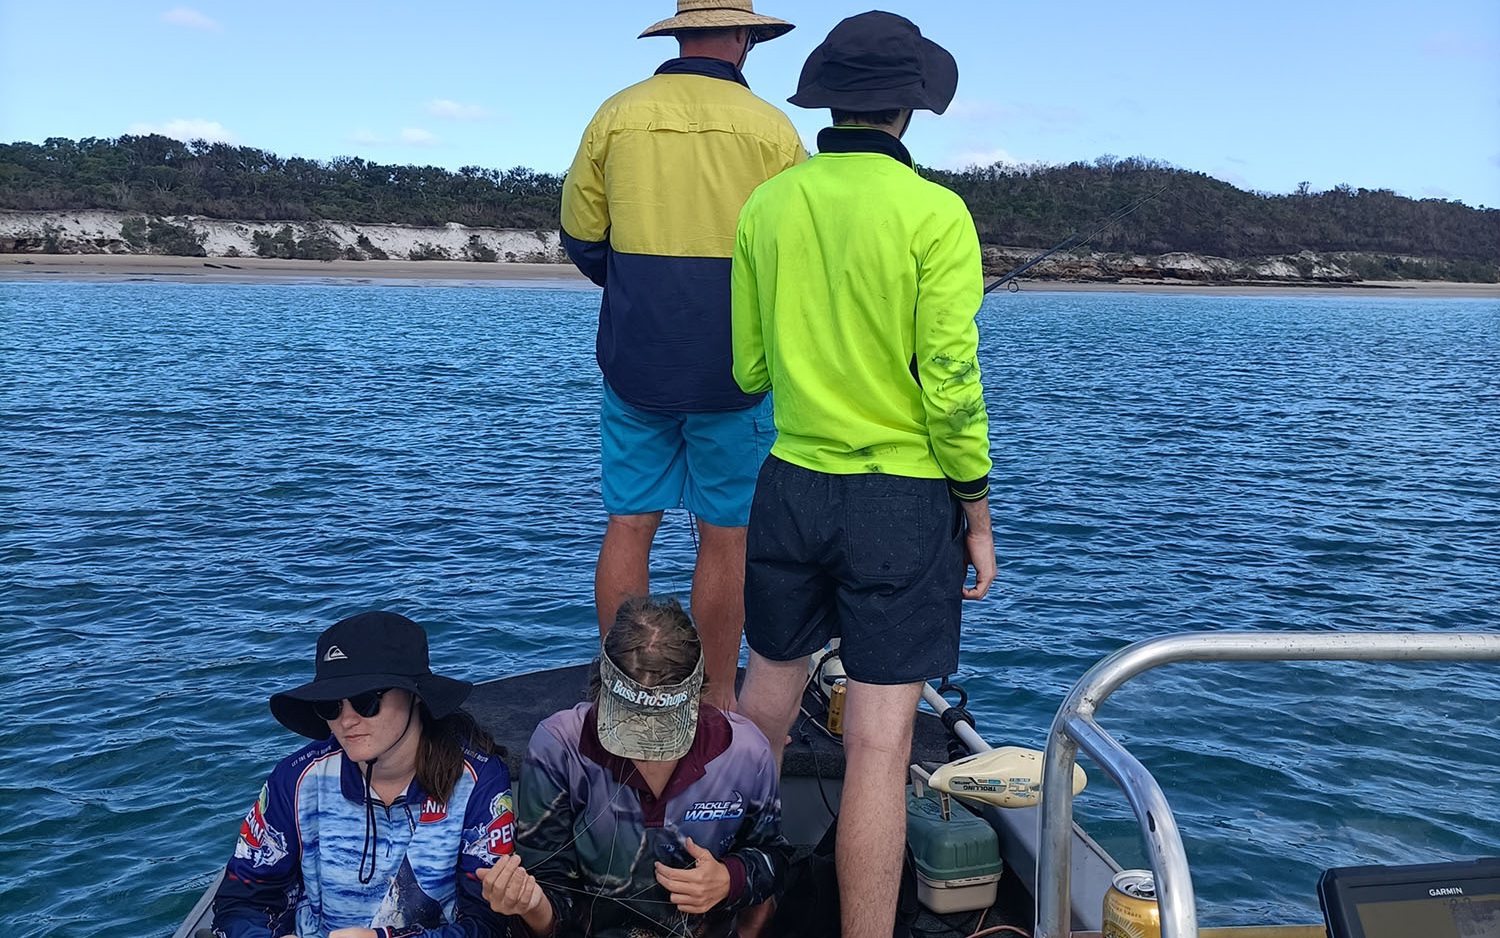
[2,135,1495,267]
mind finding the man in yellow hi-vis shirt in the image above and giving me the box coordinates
[560,1,805,710]
[732,12,996,936]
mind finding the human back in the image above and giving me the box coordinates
[731,12,996,937]
[579,72,806,262]
[560,1,805,715]
[734,147,986,481]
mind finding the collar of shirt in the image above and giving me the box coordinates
[655,56,750,88]
[336,740,424,806]
[816,125,914,168]
[579,703,733,803]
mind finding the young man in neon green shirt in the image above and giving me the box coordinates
[731,12,996,936]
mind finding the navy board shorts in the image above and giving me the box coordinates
[600,384,776,528]
[744,455,966,685]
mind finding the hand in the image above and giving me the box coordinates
[329,931,377,938]
[479,854,545,917]
[654,836,731,915]
[963,528,995,599]
[959,498,995,600]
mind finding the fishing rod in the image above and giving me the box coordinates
[982,182,1169,293]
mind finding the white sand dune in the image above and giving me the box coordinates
[0,209,566,263]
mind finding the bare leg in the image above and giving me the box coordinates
[837,679,922,938]
[692,519,748,710]
[736,650,808,767]
[594,512,663,639]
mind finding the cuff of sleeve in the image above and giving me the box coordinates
[722,855,748,905]
[948,475,989,501]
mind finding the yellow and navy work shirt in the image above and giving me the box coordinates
[561,57,806,413]
[732,127,992,500]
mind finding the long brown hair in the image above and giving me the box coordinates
[588,595,706,698]
[415,705,497,805]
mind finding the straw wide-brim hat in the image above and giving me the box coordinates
[640,1,794,41]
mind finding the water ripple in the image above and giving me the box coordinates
[1,283,1497,933]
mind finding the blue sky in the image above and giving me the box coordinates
[2,1,1497,206]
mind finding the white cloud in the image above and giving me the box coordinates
[426,99,491,120]
[1421,186,1455,200]
[946,99,1007,121]
[1209,167,1250,190]
[162,7,222,31]
[945,99,1082,132]
[942,148,1023,170]
[1421,31,1498,58]
[127,118,235,143]
[347,128,441,149]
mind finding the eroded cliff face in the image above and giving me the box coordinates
[0,210,566,263]
[981,246,1358,285]
[0,209,1445,285]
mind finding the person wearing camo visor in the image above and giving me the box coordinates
[481,596,789,937]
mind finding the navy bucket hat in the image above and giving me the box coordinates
[789,11,958,115]
[269,611,472,740]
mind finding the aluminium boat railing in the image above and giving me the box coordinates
[1035,630,1500,938]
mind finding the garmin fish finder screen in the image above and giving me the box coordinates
[1354,894,1500,938]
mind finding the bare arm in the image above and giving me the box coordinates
[960,497,995,600]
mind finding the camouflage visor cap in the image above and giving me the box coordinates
[595,649,704,762]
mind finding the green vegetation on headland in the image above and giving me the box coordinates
[2,135,1496,282]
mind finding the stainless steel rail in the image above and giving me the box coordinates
[1035,631,1500,938]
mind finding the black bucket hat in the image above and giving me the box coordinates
[788,11,958,115]
[269,611,473,740]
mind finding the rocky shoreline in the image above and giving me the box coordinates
[1,209,1492,290]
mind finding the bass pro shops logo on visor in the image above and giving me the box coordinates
[611,679,691,708]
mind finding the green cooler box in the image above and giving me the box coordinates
[905,785,1003,914]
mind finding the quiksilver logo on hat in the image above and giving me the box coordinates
[323,646,348,662]
[611,679,689,708]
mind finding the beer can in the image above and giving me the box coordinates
[1102,869,1160,938]
[826,679,847,736]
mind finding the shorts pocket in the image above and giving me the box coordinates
[752,412,777,461]
[846,495,928,583]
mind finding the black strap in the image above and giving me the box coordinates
[934,678,976,739]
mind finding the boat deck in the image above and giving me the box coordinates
[176,665,1100,937]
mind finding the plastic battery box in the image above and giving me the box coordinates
[905,784,1003,914]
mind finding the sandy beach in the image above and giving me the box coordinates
[0,253,596,288]
[3,253,1498,297]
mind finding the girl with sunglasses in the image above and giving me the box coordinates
[211,611,516,938]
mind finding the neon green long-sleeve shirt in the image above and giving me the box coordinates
[731,129,991,499]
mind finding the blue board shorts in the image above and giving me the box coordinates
[600,385,775,528]
[744,456,965,685]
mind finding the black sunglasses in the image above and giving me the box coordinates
[313,688,391,722]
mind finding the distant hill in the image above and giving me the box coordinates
[2,135,1496,281]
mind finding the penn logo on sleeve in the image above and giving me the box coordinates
[233,784,289,868]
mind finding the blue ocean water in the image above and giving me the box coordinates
[1,280,1497,935]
